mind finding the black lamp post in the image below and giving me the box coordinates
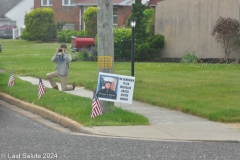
[130,17,136,77]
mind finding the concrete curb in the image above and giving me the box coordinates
[0,92,92,134]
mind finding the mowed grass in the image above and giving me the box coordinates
[0,40,149,126]
[0,72,148,126]
[0,39,240,124]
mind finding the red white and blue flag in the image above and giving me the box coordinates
[91,91,103,118]
[38,78,46,99]
[8,70,14,86]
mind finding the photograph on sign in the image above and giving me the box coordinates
[97,75,118,100]
[97,72,135,104]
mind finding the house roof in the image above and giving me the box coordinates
[0,0,21,18]
[148,0,161,6]
[75,0,150,6]
[75,0,124,4]
[0,18,11,21]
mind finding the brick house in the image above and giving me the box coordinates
[34,0,160,30]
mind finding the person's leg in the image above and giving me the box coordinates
[59,75,75,91]
[46,71,59,89]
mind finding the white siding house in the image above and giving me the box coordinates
[0,18,11,27]
[120,0,150,6]
[4,0,33,28]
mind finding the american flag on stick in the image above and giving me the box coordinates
[91,91,103,118]
[38,78,46,99]
[8,70,14,86]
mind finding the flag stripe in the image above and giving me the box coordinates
[91,101,102,117]
[38,78,46,99]
[8,71,14,86]
[91,92,102,118]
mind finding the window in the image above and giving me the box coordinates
[10,21,16,27]
[41,0,52,6]
[62,0,74,6]
[62,23,75,30]
[113,7,118,26]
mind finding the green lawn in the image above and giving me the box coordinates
[0,39,240,124]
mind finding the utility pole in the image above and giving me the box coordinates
[97,0,114,113]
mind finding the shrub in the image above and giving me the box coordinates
[114,27,131,61]
[21,30,35,41]
[89,46,97,61]
[79,48,89,60]
[24,8,57,42]
[146,16,154,36]
[57,30,86,43]
[211,17,240,59]
[64,30,77,43]
[84,7,97,38]
[78,47,97,61]
[144,8,154,37]
[127,3,164,61]
[95,26,165,62]
[94,27,131,61]
[46,24,57,42]
[57,30,66,42]
[56,21,66,32]
[181,51,198,63]
[134,34,165,61]
[135,43,151,61]
[147,34,165,57]
[77,52,84,61]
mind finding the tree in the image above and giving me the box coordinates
[142,8,155,37]
[131,0,147,43]
[84,7,97,38]
[211,17,240,59]
[24,8,56,42]
[146,14,155,36]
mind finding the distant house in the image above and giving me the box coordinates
[0,0,33,28]
[34,0,160,30]
[155,0,240,59]
[148,0,161,8]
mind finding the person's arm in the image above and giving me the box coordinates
[51,48,60,62]
[63,52,72,63]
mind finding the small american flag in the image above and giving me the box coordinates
[38,78,46,99]
[91,91,103,118]
[8,70,14,86]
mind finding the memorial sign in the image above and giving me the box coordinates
[97,72,135,104]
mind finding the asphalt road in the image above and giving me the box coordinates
[0,104,240,160]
